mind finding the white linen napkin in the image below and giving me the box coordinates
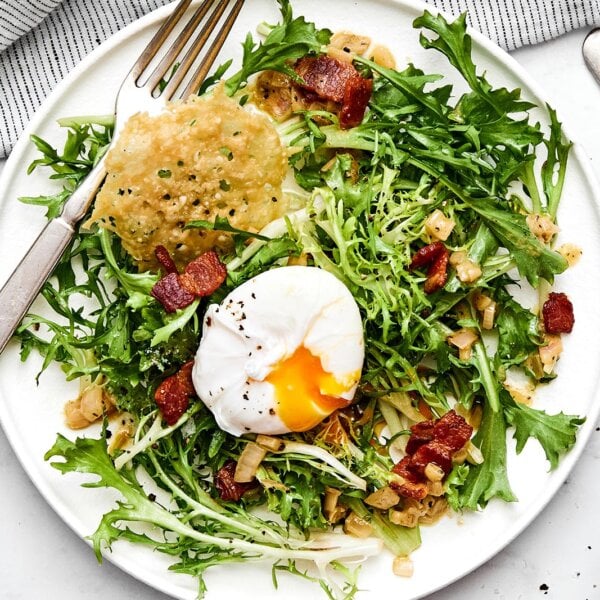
[1,0,599,158]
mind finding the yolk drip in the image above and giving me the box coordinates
[265,345,359,432]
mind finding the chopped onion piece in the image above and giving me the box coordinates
[329,31,371,55]
[369,44,396,68]
[326,45,355,64]
[456,259,482,283]
[365,486,400,510]
[424,462,445,482]
[481,302,497,330]
[472,291,493,311]
[504,383,534,406]
[466,441,484,465]
[424,209,455,241]
[448,328,478,350]
[234,442,267,483]
[393,556,414,577]
[324,487,342,520]
[256,434,284,452]
[428,481,445,497]
[344,512,373,538]
[539,333,563,374]
[108,413,135,455]
[526,213,559,244]
[558,243,582,267]
[79,385,106,422]
[389,508,419,528]
[64,400,89,430]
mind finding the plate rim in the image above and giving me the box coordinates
[1,1,600,599]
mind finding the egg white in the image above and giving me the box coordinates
[192,266,365,436]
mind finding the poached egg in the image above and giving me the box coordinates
[192,266,364,436]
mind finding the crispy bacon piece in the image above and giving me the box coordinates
[409,241,449,294]
[154,361,195,425]
[340,76,373,129]
[294,55,372,129]
[433,409,474,451]
[391,410,473,499]
[294,56,358,103]
[214,460,257,502]
[179,250,228,297]
[396,481,429,500]
[405,421,435,455]
[151,249,227,313]
[151,273,195,313]
[542,292,575,334]
[411,441,453,475]
[393,456,421,484]
[391,457,428,500]
[154,245,178,274]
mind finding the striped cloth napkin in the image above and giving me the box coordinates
[1,0,599,158]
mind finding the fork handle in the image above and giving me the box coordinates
[0,218,75,354]
[0,159,107,355]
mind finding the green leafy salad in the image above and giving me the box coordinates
[15,1,584,598]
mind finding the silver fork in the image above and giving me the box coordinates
[0,0,245,354]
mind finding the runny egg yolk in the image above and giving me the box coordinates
[265,345,359,432]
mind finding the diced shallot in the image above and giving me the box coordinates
[539,333,564,374]
[424,209,455,241]
[526,213,559,244]
[329,31,371,56]
[557,243,582,267]
[364,486,400,510]
[324,487,342,521]
[256,434,284,451]
[424,462,445,482]
[481,302,497,330]
[234,441,267,483]
[393,556,414,578]
[447,328,478,360]
[343,512,373,538]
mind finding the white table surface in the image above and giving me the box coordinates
[1,25,600,600]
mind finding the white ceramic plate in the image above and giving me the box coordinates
[1,1,600,599]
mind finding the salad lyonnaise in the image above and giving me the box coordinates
[15,2,585,598]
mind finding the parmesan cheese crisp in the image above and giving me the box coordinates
[89,85,289,270]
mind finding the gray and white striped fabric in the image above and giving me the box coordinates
[1,0,599,158]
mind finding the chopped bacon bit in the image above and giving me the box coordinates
[154,245,178,274]
[396,482,429,500]
[433,409,474,452]
[410,441,453,475]
[405,421,434,455]
[340,76,373,129]
[409,241,449,294]
[542,292,575,334]
[179,250,228,297]
[214,460,257,502]
[391,457,429,499]
[391,410,473,499]
[294,55,373,129]
[154,361,195,425]
[151,273,195,313]
[392,456,421,484]
[151,250,227,313]
[294,56,359,103]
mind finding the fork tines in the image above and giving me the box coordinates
[133,0,245,101]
